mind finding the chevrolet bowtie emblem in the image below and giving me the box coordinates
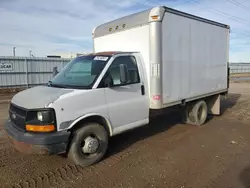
[12,113,17,119]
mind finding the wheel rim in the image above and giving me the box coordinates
[81,135,100,155]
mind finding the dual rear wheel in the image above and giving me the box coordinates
[182,100,208,126]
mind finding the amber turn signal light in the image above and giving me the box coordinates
[151,15,159,20]
[26,125,55,132]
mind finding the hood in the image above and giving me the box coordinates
[11,85,74,109]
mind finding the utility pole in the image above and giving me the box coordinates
[13,47,16,57]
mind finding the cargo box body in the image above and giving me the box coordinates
[93,6,229,109]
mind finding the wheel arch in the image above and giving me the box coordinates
[68,114,113,136]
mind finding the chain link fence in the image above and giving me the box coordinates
[229,63,250,74]
[0,56,71,91]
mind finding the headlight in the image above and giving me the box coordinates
[25,109,56,133]
[37,112,43,121]
[37,111,53,123]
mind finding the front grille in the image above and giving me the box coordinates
[9,103,27,131]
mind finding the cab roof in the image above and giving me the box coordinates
[87,51,121,56]
[86,51,135,56]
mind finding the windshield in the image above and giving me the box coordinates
[50,55,110,89]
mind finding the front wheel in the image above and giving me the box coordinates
[68,123,108,167]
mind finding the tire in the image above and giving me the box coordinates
[68,123,108,167]
[183,100,208,126]
[182,103,195,124]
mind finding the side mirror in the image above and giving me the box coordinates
[104,76,114,87]
[119,64,128,84]
[52,66,59,77]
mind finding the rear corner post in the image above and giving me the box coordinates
[149,6,165,109]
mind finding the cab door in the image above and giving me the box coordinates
[98,54,149,135]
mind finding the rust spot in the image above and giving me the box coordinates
[8,136,50,155]
[12,139,33,154]
[87,51,122,56]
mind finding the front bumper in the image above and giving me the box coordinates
[4,120,71,155]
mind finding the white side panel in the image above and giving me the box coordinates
[162,12,228,104]
[51,89,109,131]
[94,25,150,89]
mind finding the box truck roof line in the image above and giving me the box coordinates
[164,6,229,29]
[93,6,229,38]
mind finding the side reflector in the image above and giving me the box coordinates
[26,125,55,132]
[153,95,161,100]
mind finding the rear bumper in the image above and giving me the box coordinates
[4,119,71,155]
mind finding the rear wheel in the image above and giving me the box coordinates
[183,100,208,126]
[68,123,108,167]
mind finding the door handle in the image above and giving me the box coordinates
[141,85,145,95]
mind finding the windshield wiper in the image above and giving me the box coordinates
[48,81,90,89]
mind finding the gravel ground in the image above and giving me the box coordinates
[0,82,250,188]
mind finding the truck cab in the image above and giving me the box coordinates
[4,52,149,166]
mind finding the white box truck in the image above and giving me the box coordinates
[4,6,230,167]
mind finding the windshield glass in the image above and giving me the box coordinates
[50,55,110,89]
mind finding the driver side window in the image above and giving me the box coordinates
[99,55,140,88]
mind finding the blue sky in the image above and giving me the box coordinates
[0,0,250,62]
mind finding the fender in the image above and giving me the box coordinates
[68,113,113,136]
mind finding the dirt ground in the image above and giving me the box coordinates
[1,82,250,188]
[230,73,250,78]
